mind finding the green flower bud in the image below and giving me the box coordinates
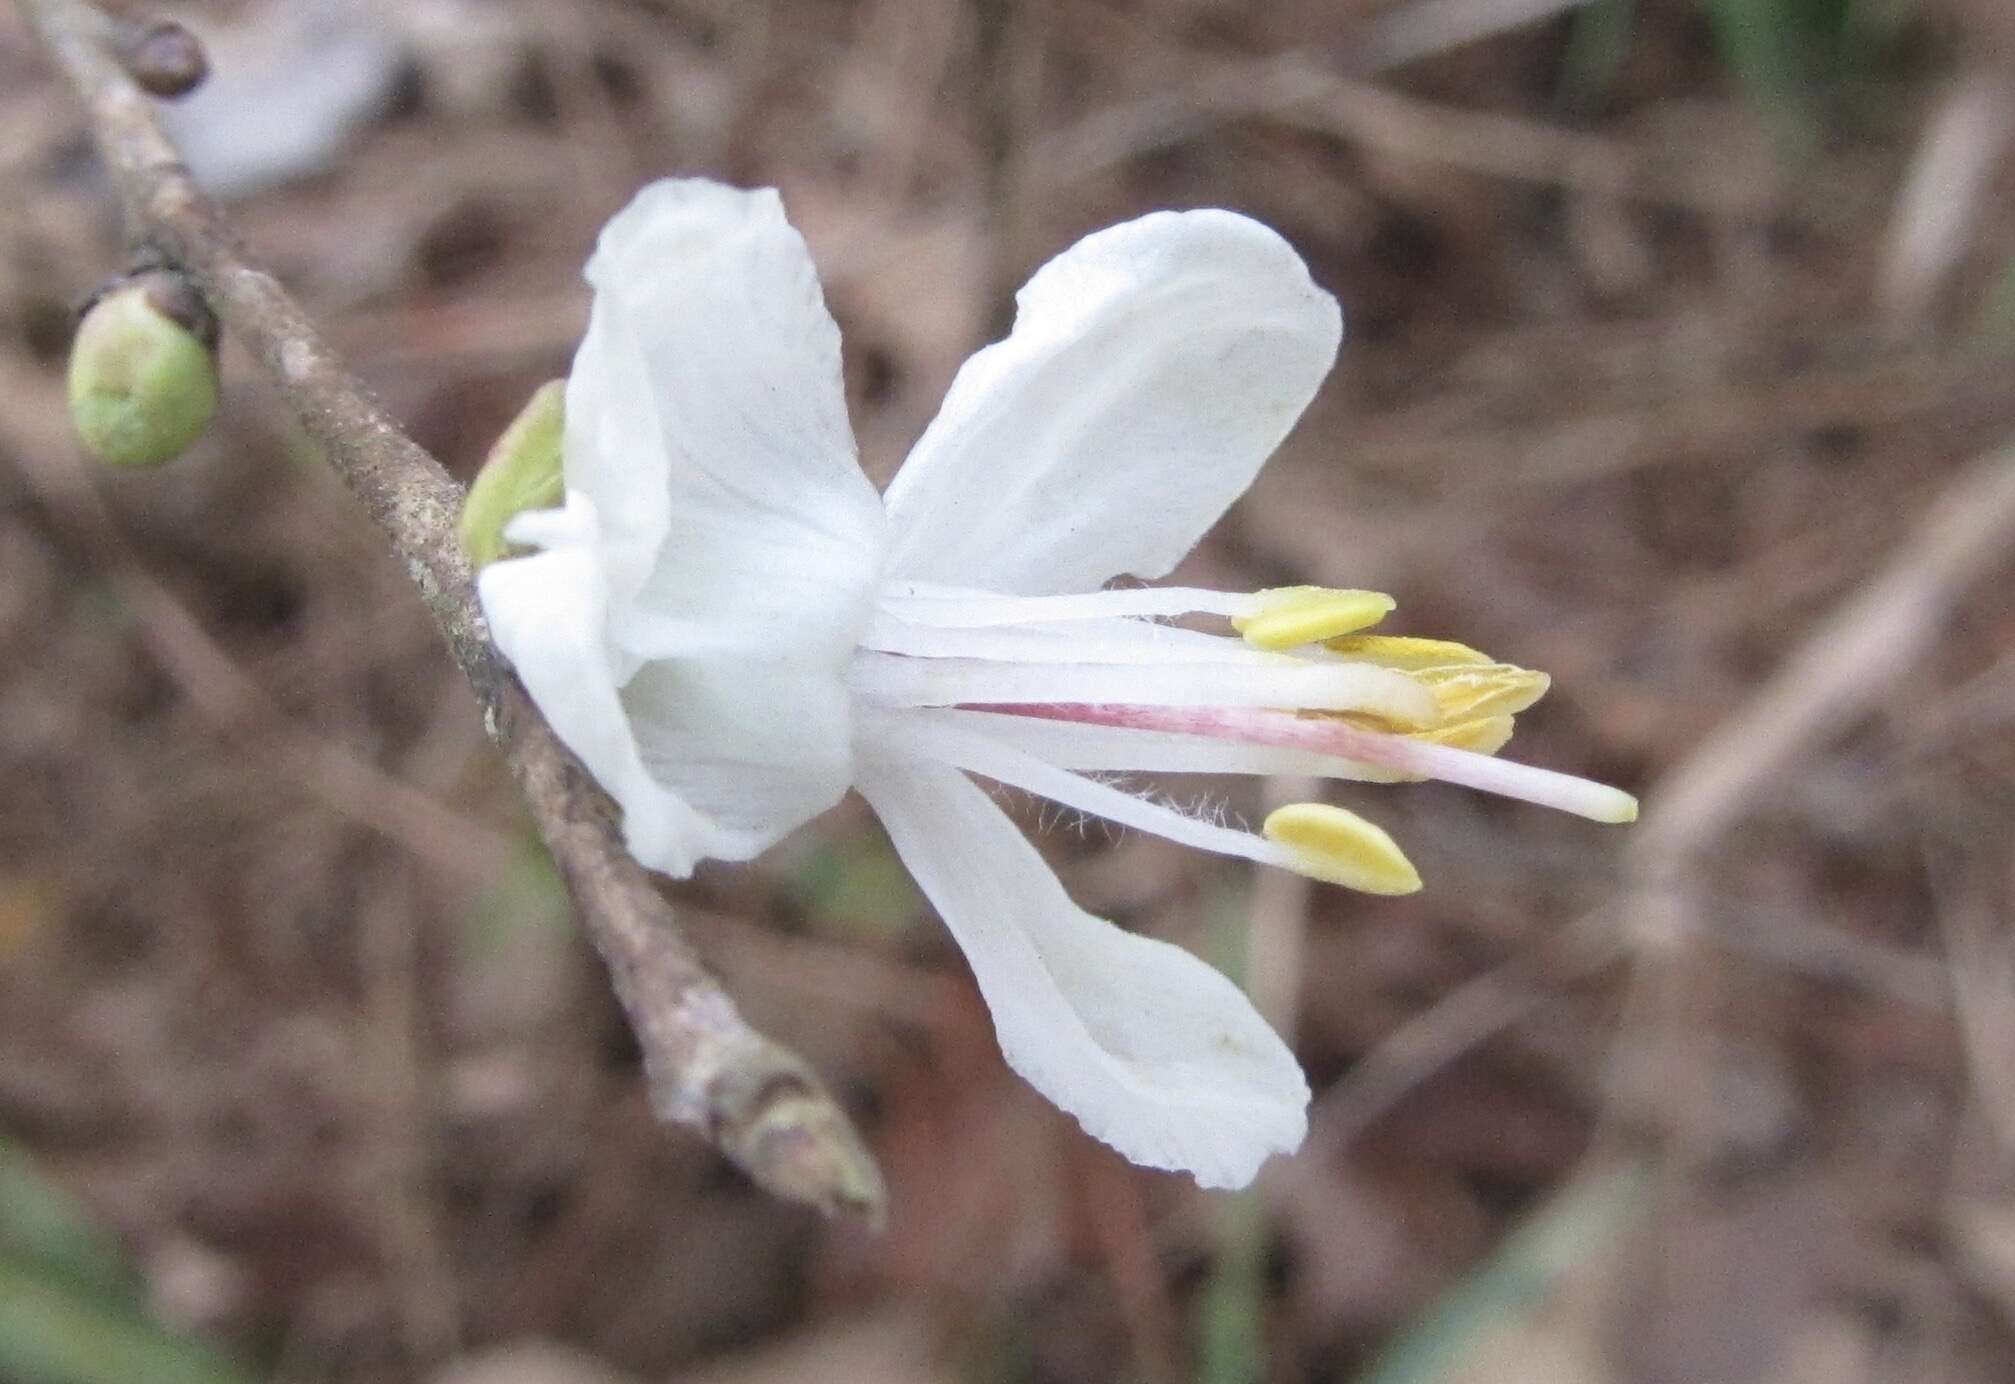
[460,380,567,569]
[66,271,219,469]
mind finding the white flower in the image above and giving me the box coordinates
[478,179,1636,1190]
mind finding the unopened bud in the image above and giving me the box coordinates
[67,271,220,469]
[114,20,209,99]
[460,380,566,568]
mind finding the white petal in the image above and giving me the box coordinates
[505,180,883,861]
[478,498,768,876]
[882,210,1341,594]
[854,752,1309,1188]
[620,654,856,856]
[566,179,885,656]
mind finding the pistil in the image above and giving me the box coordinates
[965,701,1638,824]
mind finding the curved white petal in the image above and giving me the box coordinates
[511,180,884,860]
[854,752,1309,1189]
[478,497,770,876]
[566,179,885,658]
[619,654,855,857]
[882,209,1342,595]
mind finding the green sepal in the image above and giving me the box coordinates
[460,379,567,569]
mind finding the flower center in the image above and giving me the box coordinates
[849,581,1636,893]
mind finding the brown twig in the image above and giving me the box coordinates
[1351,0,1597,71]
[16,0,884,1222]
[1610,438,2015,1162]
[1042,51,1772,218]
[1878,67,2015,332]
[1624,439,2015,884]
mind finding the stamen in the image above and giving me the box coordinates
[865,709,1288,872]
[878,584,1249,627]
[1233,587,1395,650]
[870,709,1431,893]
[852,651,1438,722]
[926,706,1414,781]
[1262,802,1421,895]
[859,612,1260,665]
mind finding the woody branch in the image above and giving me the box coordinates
[16,0,883,1222]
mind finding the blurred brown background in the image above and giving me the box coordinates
[3,0,2015,1381]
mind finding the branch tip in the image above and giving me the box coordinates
[716,1065,889,1227]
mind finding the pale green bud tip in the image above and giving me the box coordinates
[66,273,219,469]
[461,379,567,569]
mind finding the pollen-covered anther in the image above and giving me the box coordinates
[1324,633,1491,669]
[1233,586,1395,650]
[1418,664,1551,722]
[1263,802,1422,895]
[1317,665,1544,757]
[1413,714,1517,755]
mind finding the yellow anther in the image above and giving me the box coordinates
[1234,587,1395,650]
[1325,634,1491,669]
[1263,802,1422,895]
[1419,664,1550,722]
[1325,709,1434,744]
[1412,715,1516,755]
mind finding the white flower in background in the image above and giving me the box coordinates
[477,180,1637,1190]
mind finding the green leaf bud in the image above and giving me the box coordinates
[66,271,220,469]
[460,379,567,569]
